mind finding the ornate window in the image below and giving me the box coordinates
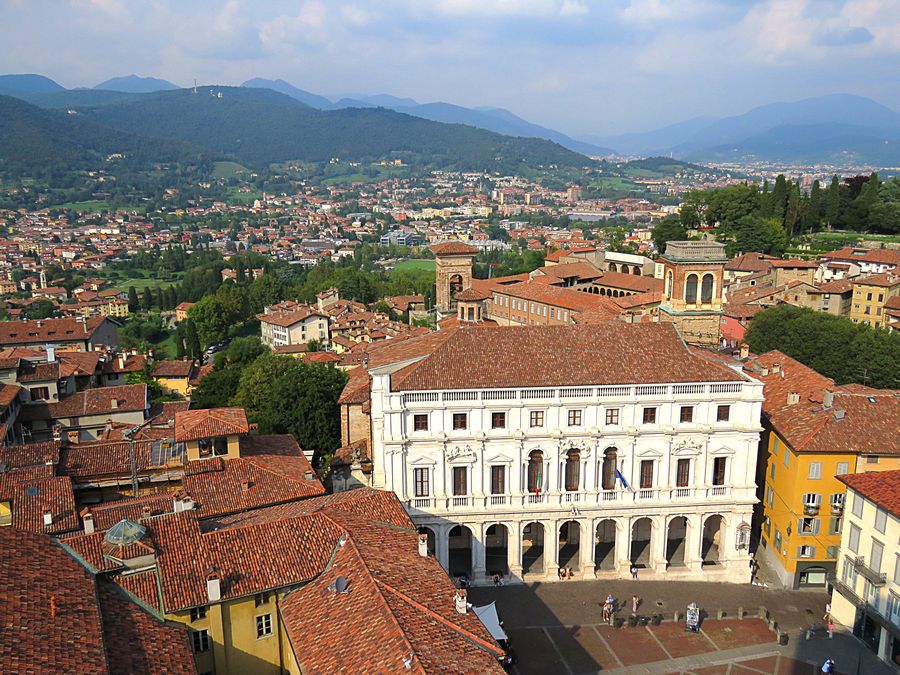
[601,448,618,490]
[527,450,544,493]
[700,273,714,303]
[685,273,698,304]
[564,449,581,492]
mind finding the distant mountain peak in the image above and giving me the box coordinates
[0,73,65,96]
[94,75,179,93]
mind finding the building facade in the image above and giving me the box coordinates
[831,470,900,667]
[353,322,764,585]
[659,241,726,348]
[257,307,329,348]
[850,272,900,329]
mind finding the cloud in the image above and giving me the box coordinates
[818,26,873,46]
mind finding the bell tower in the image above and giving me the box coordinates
[430,242,478,314]
[659,241,726,348]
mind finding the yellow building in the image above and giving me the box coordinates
[753,351,900,589]
[850,272,900,329]
[152,359,198,398]
[831,470,900,665]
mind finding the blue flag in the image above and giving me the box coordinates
[616,470,632,491]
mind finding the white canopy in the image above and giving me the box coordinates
[473,602,508,642]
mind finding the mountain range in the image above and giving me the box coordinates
[0,86,588,174]
[583,94,900,165]
[1,74,899,166]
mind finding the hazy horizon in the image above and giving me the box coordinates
[2,0,898,137]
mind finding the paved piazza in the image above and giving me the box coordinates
[469,580,894,675]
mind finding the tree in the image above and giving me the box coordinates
[141,288,153,311]
[128,286,139,312]
[651,219,687,254]
[191,366,243,409]
[824,176,841,228]
[183,319,202,360]
[678,191,707,230]
[188,295,239,349]
[729,215,788,257]
[235,357,348,467]
[745,305,900,389]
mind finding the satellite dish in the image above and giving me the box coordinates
[328,576,350,594]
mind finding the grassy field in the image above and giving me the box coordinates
[225,187,263,205]
[392,259,435,274]
[112,277,181,292]
[213,161,249,179]
[57,200,111,212]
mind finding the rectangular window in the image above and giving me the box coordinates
[567,409,582,427]
[866,455,879,465]
[452,467,467,496]
[769,462,776,480]
[828,517,842,536]
[766,486,774,506]
[192,629,210,653]
[190,606,207,622]
[871,540,884,573]
[798,545,815,559]
[679,406,693,423]
[830,493,845,510]
[640,460,654,489]
[256,614,273,639]
[642,407,656,424]
[894,555,900,585]
[452,413,467,431]
[807,462,822,480]
[712,457,727,486]
[413,468,429,498]
[413,414,428,431]
[848,523,861,553]
[783,449,790,468]
[605,408,619,425]
[826,546,838,559]
[852,493,864,518]
[874,508,887,534]
[529,410,544,428]
[30,386,51,402]
[802,492,822,508]
[774,529,782,551]
[798,517,820,535]
[491,412,506,429]
[254,592,269,608]
[676,458,690,487]
[716,405,730,422]
[490,465,505,495]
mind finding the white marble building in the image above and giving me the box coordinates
[353,322,764,585]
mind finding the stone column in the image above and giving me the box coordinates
[615,519,630,576]
[651,517,668,574]
[472,522,487,583]
[544,519,559,580]
[686,514,703,571]
[435,524,450,573]
[579,518,596,579]
[507,521,524,584]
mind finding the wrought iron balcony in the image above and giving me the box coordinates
[852,556,887,586]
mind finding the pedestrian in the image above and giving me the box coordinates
[827,620,834,639]
[821,658,834,673]
[630,564,638,580]
[459,574,468,590]
[823,602,831,621]
[632,594,640,613]
[492,573,503,587]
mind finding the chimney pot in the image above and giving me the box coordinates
[823,391,835,409]
[110,399,118,409]
[82,512,94,534]
[455,589,468,614]
[206,573,221,603]
[417,534,429,558]
[141,505,152,519]
[240,480,251,492]
[772,363,781,374]
[739,343,749,359]
[43,510,53,528]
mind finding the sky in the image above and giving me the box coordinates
[1,0,899,137]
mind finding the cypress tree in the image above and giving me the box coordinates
[825,176,841,228]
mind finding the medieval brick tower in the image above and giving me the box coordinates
[659,241,726,348]
[430,242,478,314]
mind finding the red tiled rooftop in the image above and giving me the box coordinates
[174,407,249,442]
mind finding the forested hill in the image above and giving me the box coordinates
[0,95,209,175]
[1,86,589,173]
[79,87,589,170]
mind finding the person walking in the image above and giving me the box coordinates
[827,620,834,639]
[821,658,834,673]
[630,564,638,580]
[632,594,640,613]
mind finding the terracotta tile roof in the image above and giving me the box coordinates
[96,580,197,675]
[820,247,900,266]
[338,366,374,404]
[58,351,101,377]
[806,279,854,294]
[592,271,664,293]
[182,434,324,518]
[723,303,764,320]
[391,323,745,391]
[725,252,777,272]
[103,353,147,374]
[58,437,175,480]
[174,407,249,442]
[753,351,900,455]
[454,287,492,301]
[0,440,61,468]
[612,290,662,310]
[0,468,78,533]
[18,384,148,421]
[727,283,782,305]
[148,400,190,424]
[332,439,371,469]
[0,528,107,673]
[496,281,622,316]
[0,383,21,408]
[837,470,900,519]
[17,360,60,382]
[0,317,109,345]
[429,241,478,256]
[151,359,196,379]
[86,493,177,531]
[533,261,603,283]
[852,271,900,288]
[273,343,310,354]
[257,306,325,327]
[770,258,818,269]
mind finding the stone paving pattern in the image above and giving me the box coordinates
[469,580,895,675]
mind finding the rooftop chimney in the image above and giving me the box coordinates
[117,353,126,370]
[787,392,800,406]
[739,343,749,359]
[140,505,152,519]
[417,534,429,558]
[206,571,221,603]
[82,510,95,534]
[823,391,835,409]
[455,589,468,614]
[240,480,251,493]
[110,399,118,409]
[772,363,781,374]
[46,345,56,363]
[43,510,53,528]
